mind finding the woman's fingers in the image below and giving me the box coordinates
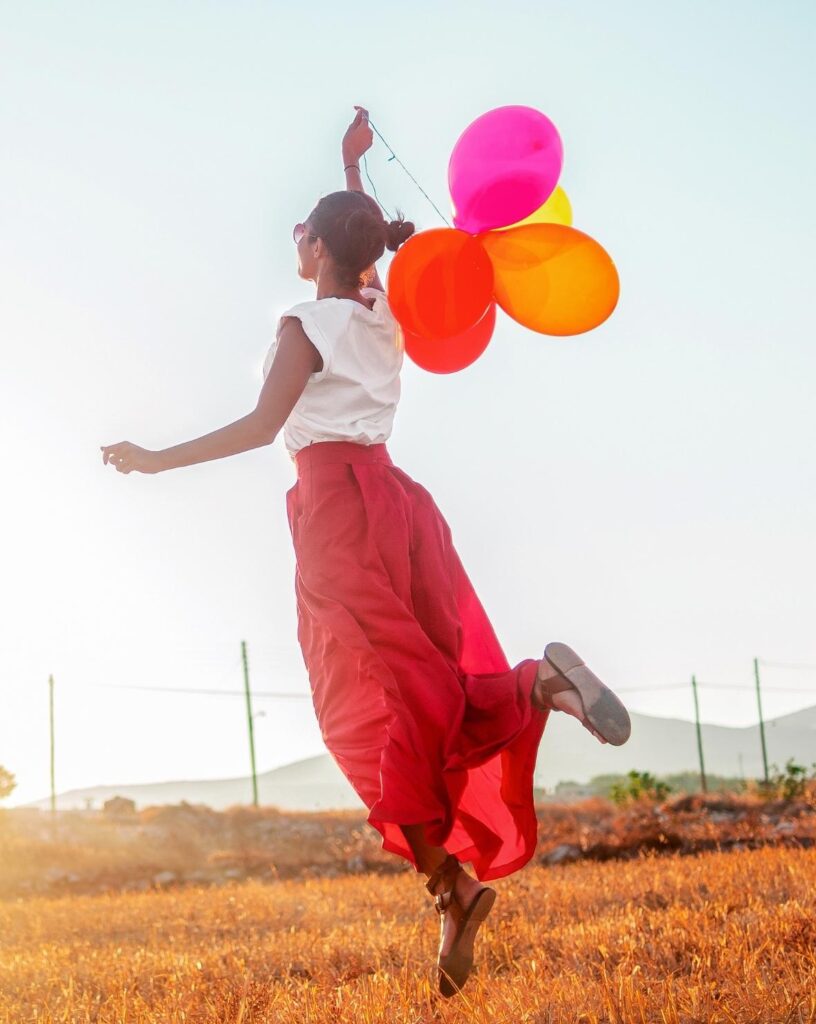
[351,106,371,134]
[101,442,125,463]
[101,442,159,474]
[343,107,373,160]
[101,442,134,470]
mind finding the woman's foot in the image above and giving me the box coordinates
[453,867,486,913]
[532,642,632,746]
[426,854,496,998]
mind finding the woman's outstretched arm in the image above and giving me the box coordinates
[100,318,321,474]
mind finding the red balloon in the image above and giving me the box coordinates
[387,228,494,341]
[402,302,496,374]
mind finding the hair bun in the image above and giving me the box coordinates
[384,212,416,252]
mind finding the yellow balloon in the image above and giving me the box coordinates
[497,185,573,230]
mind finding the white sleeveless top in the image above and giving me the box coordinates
[262,287,404,456]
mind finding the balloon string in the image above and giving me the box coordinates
[367,119,452,228]
[361,152,393,221]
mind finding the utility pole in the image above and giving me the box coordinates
[691,674,707,793]
[241,640,259,806]
[754,657,769,785]
[48,674,56,816]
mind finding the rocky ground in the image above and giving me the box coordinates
[1,791,813,900]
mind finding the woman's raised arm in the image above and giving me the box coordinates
[342,106,385,292]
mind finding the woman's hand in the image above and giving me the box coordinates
[100,442,165,475]
[342,105,373,164]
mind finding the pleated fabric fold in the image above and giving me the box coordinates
[286,441,548,882]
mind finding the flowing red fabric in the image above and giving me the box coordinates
[286,440,549,882]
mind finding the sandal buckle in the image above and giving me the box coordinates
[433,890,453,914]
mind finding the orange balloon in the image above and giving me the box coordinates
[387,228,494,341]
[403,302,496,374]
[479,224,619,336]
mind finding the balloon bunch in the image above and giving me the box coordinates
[386,105,620,373]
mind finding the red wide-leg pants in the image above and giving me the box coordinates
[286,441,548,882]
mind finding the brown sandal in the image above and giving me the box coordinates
[425,853,497,998]
[532,641,632,746]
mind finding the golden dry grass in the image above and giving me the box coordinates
[1,845,814,1023]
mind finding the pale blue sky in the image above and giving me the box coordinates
[3,2,815,806]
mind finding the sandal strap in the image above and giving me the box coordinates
[432,889,454,915]
[532,671,573,711]
[537,673,573,697]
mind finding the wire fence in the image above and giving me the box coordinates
[20,644,808,702]
[30,646,816,810]
[79,657,816,700]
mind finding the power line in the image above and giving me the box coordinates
[616,681,816,693]
[91,682,311,700]
[759,659,816,673]
[89,680,815,699]
[615,684,689,693]
[65,668,816,700]
[748,685,816,694]
[696,681,816,694]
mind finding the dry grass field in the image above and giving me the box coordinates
[2,844,814,1024]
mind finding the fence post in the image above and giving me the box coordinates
[691,674,707,793]
[241,640,259,806]
[754,657,769,784]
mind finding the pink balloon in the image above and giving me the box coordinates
[448,105,564,235]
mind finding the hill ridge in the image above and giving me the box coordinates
[21,705,816,811]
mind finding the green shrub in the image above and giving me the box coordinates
[587,771,744,799]
[758,759,816,801]
[0,766,16,802]
[609,770,672,805]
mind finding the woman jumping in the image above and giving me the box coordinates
[100,105,631,998]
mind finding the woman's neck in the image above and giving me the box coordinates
[314,271,363,302]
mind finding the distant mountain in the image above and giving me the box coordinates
[24,706,816,812]
[764,704,816,731]
[24,754,360,813]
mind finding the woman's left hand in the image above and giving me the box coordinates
[342,106,373,164]
[100,442,164,474]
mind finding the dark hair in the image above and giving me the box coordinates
[307,190,415,289]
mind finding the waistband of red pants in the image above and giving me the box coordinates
[292,440,393,477]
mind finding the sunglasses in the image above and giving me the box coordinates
[293,223,317,245]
